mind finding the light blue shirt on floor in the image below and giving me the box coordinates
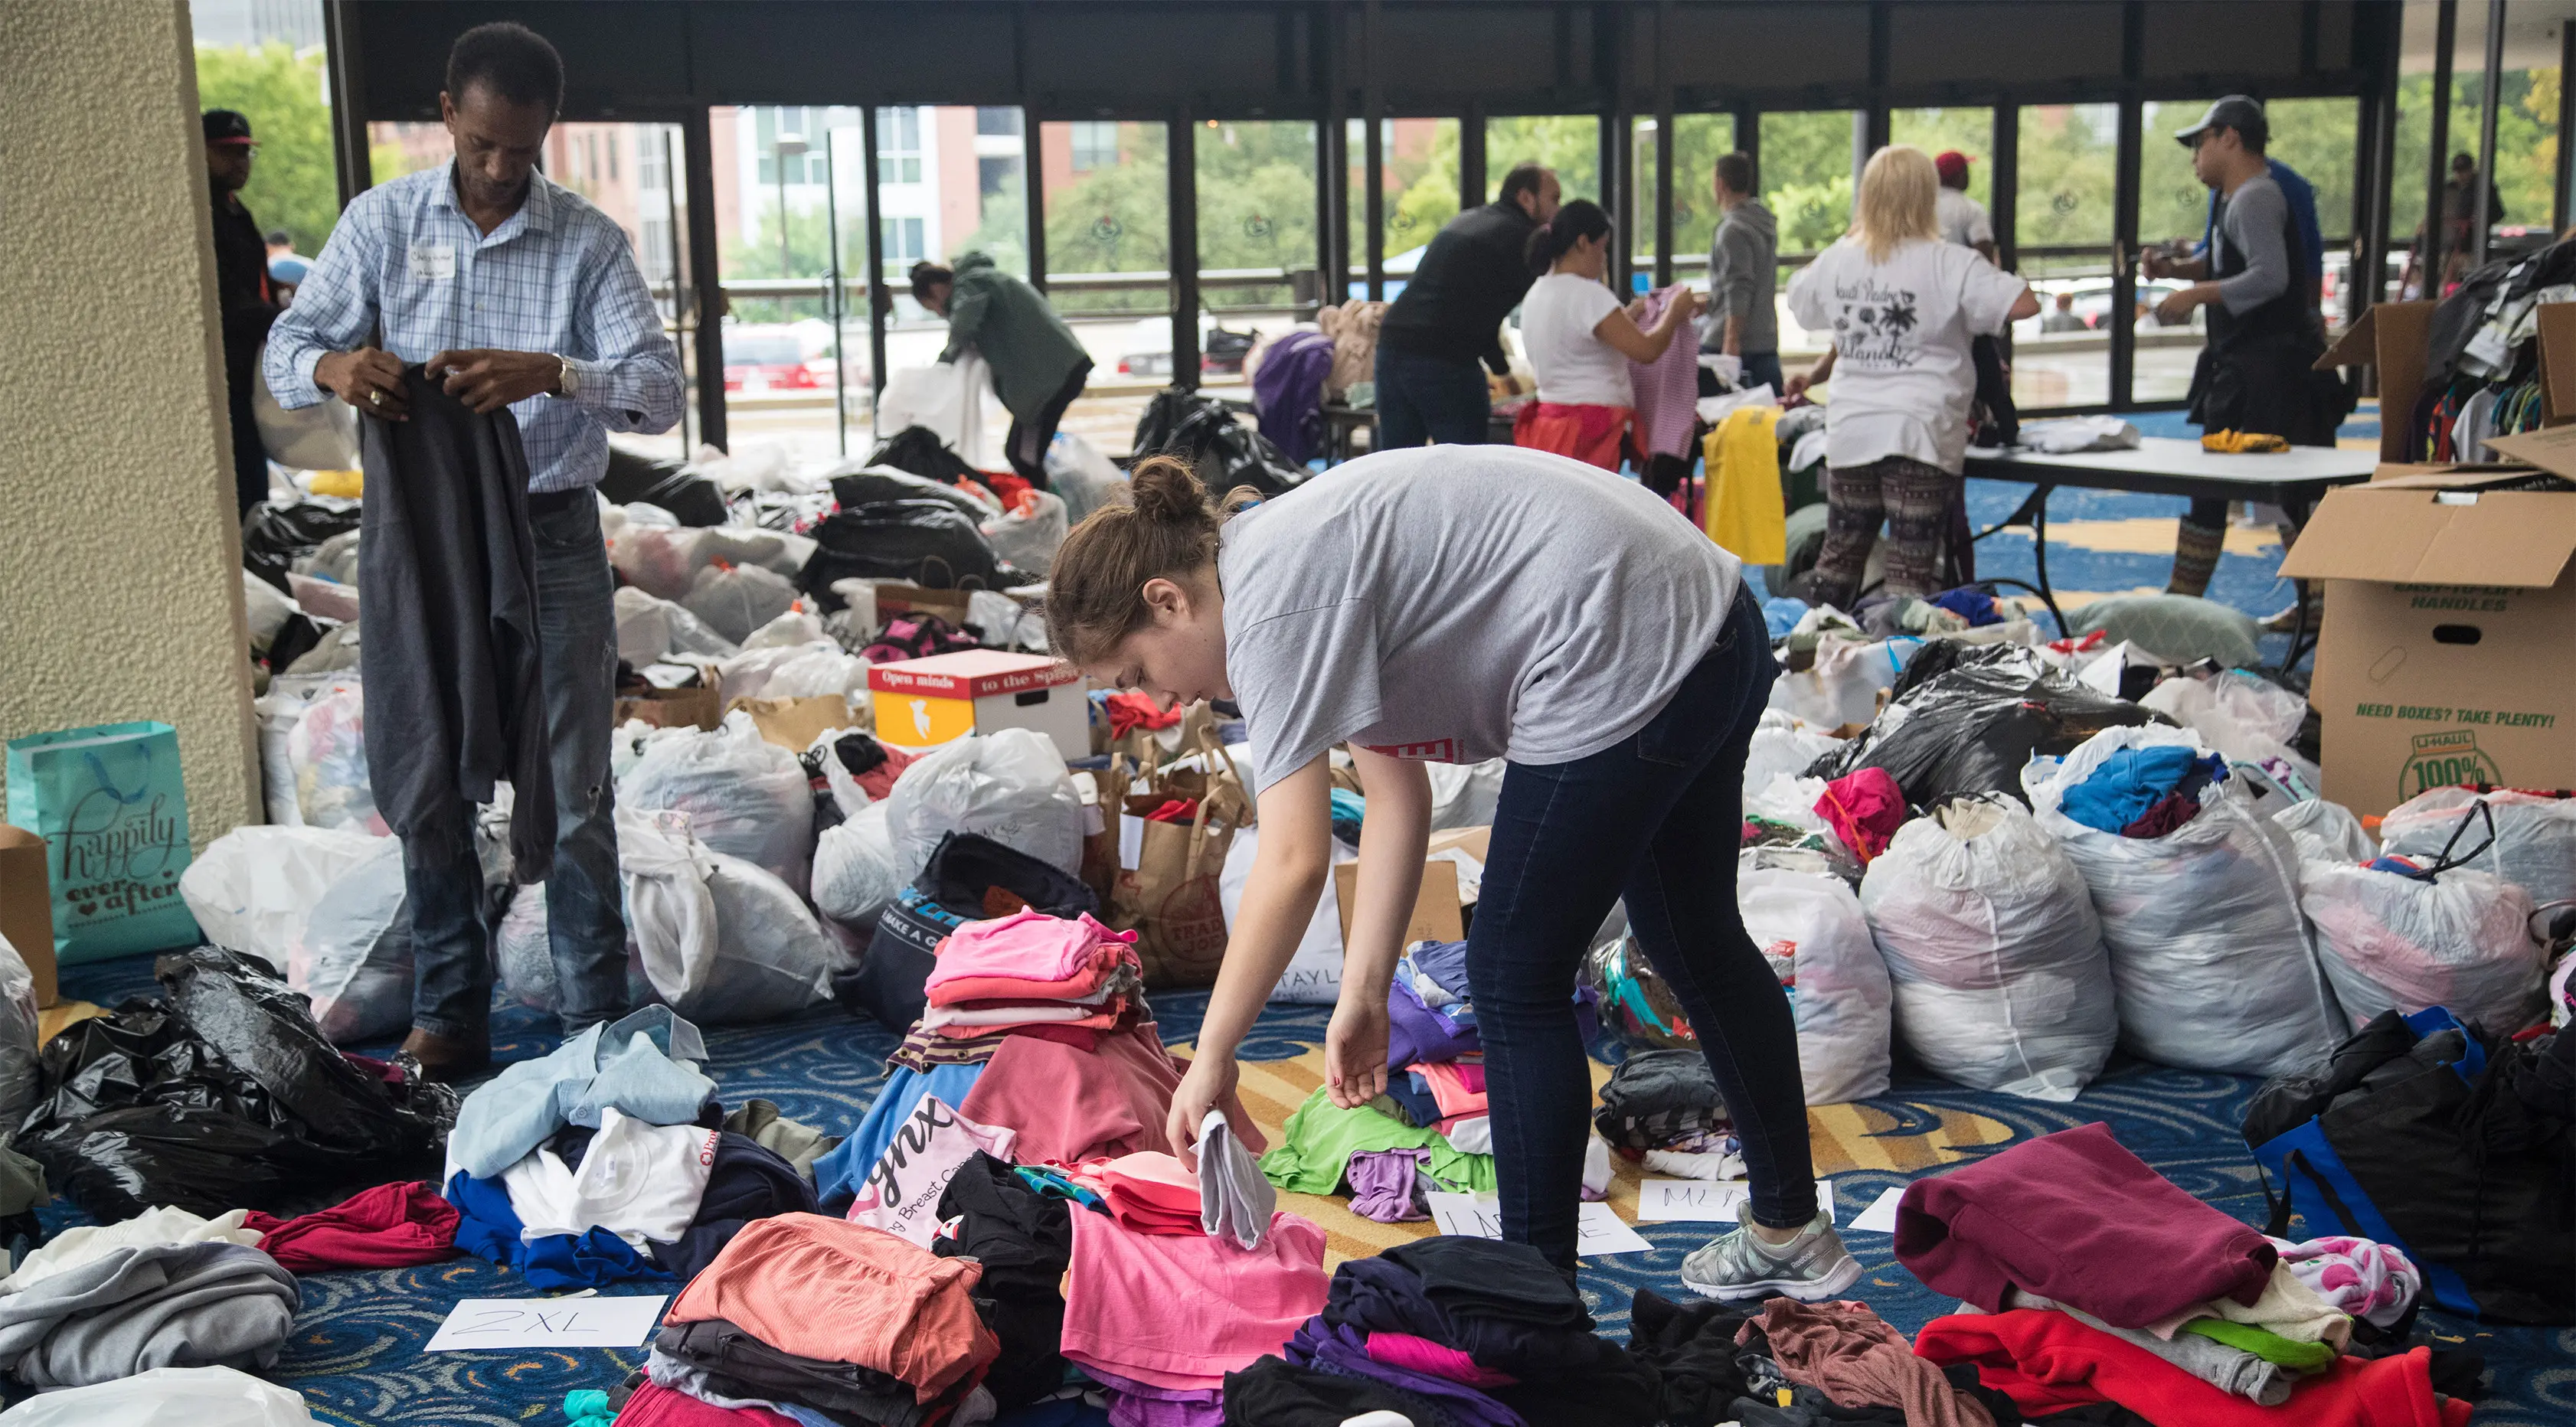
[264,160,685,491]
[445,1006,715,1181]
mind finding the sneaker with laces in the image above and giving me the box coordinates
[1679,1201,1862,1301]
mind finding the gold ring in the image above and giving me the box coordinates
[368,390,384,407]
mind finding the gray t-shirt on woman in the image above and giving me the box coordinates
[1217,446,1744,793]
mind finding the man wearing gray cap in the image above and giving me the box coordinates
[2143,96,2348,598]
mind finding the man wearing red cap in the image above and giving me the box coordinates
[204,108,283,519]
[1933,151,1997,263]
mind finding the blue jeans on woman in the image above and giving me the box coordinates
[1463,589,1816,1271]
[404,494,630,1041]
[1374,347,1492,450]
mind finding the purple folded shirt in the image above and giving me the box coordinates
[1347,1148,1431,1223]
[1388,978,1480,1069]
[1083,1364,1224,1427]
[1286,1319,1525,1427]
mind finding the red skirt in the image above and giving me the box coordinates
[1512,402,1633,471]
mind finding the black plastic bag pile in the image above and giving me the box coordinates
[799,501,1011,605]
[599,446,728,526]
[865,425,985,487]
[1807,642,2162,808]
[19,949,456,1222]
[241,501,362,593]
[828,466,992,520]
[1132,387,1306,496]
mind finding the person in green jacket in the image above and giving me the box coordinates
[910,253,1094,487]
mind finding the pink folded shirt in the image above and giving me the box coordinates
[1063,1208,1327,1389]
[1416,1060,1489,1119]
[1366,1331,1517,1388]
[927,910,1137,992]
[926,949,1139,1007]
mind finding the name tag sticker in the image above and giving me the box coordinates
[409,242,456,280]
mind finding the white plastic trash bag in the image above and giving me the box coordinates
[2301,860,2545,1034]
[619,714,817,896]
[1861,797,2118,1100]
[286,841,414,1044]
[613,585,675,666]
[744,609,831,651]
[2275,798,2376,865]
[618,805,837,1024]
[2380,787,2576,908]
[2138,670,2319,792]
[497,882,556,1011]
[242,570,295,656]
[1769,635,1907,730]
[1744,711,1841,800]
[181,825,387,971]
[718,640,859,704]
[254,674,356,828]
[1221,825,1348,1004]
[982,490,1070,576]
[1427,759,1506,832]
[609,524,705,600]
[285,681,383,834]
[1046,430,1129,524]
[0,931,43,1132]
[812,801,904,934]
[1740,866,1891,1104]
[683,561,800,645]
[884,728,1085,884]
[0,1364,317,1426]
[2027,723,2342,1077]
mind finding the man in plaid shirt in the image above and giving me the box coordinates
[265,21,682,1079]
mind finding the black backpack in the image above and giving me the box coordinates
[1131,387,1306,496]
[2244,1007,2574,1325]
[833,832,1100,1032]
[866,425,983,486]
[799,499,1008,606]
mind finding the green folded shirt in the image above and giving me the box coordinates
[1258,1086,1498,1196]
[2179,1317,2339,1371]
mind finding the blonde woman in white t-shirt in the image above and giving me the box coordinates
[1512,199,1702,469]
[1783,146,2037,608]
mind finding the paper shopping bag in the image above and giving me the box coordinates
[1106,733,1252,988]
[5,722,200,963]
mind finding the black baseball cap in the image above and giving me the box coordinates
[203,109,255,145]
[2175,95,2264,148]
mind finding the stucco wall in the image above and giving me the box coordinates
[0,0,258,845]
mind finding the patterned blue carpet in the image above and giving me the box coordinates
[39,951,2571,1427]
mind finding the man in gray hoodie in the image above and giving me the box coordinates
[1702,152,1780,393]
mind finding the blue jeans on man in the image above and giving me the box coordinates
[1374,346,1492,450]
[1739,350,1783,396]
[404,493,629,1043]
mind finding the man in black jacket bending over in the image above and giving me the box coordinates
[1373,162,1560,449]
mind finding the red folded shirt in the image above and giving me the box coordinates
[243,1180,459,1273]
[1914,1311,2470,1427]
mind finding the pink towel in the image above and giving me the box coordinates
[1627,285,1702,459]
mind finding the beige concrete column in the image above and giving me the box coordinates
[0,0,259,845]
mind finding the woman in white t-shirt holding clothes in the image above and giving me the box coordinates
[1040,448,1858,1302]
[1512,199,1702,469]
[1783,145,2038,608]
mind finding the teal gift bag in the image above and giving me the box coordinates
[4,721,200,962]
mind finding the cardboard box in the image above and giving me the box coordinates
[870,649,1087,759]
[871,583,975,628]
[2278,453,2576,817]
[613,685,721,731]
[2319,300,2576,462]
[0,826,60,1008]
[1333,826,1492,948]
[724,695,857,752]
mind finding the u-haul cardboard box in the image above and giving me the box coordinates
[868,649,1087,759]
[2280,446,2576,817]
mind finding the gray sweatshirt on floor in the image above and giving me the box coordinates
[0,1242,299,1389]
[1705,199,1780,355]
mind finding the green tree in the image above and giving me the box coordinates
[1891,108,1995,207]
[1759,110,1859,253]
[193,42,339,255]
[1043,122,1171,315]
[1197,120,1322,308]
[1658,113,1739,265]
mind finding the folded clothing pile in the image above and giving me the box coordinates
[0,1238,299,1390]
[652,1213,1000,1426]
[918,911,1143,1041]
[1595,1048,1744,1182]
[1628,1289,2015,1427]
[1903,1122,2470,1425]
[1228,1236,1661,1427]
[1064,1199,1328,1424]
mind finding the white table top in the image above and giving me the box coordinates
[1966,436,2377,487]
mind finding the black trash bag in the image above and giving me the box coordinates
[599,445,728,527]
[1807,642,2162,808]
[800,499,1008,605]
[866,425,983,486]
[241,501,363,593]
[1131,387,1306,496]
[835,833,1100,1031]
[19,949,456,1222]
[828,465,991,520]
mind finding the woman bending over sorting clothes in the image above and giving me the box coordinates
[1511,198,1703,470]
[1041,447,1857,1300]
[1783,145,2038,609]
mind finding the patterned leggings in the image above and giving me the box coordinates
[1810,456,1959,606]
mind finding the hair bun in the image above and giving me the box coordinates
[1123,454,1214,526]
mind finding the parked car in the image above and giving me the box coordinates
[724,325,839,393]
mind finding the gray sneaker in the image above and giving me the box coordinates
[1679,1201,1862,1302]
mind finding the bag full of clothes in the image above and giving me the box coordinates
[619,713,817,897]
[1044,430,1128,524]
[812,801,904,935]
[682,561,801,645]
[0,1364,319,1427]
[178,825,386,973]
[495,881,557,1011]
[600,445,727,525]
[1426,757,1507,831]
[2028,723,2343,1077]
[1130,387,1307,496]
[981,488,1070,577]
[1812,642,2158,808]
[2380,786,2576,908]
[19,949,454,1222]
[800,500,1008,602]
[2300,848,2545,1035]
[2275,796,2378,864]
[616,806,838,1025]
[240,500,361,594]
[283,841,414,1045]
[883,729,1085,886]
[0,932,40,1132]
[1860,795,2117,1100]
[837,831,1100,1031]
[2139,668,2319,791]
[283,681,381,834]
[1739,866,1892,1104]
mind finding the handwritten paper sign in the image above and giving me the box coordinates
[1636,1178,1837,1224]
[1849,1185,1906,1234]
[426,1295,667,1351]
[1422,1194,1651,1256]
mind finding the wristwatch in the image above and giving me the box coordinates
[554,354,578,399]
